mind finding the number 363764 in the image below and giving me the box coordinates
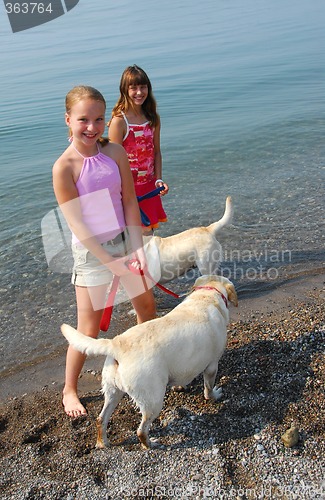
[5,3,53,14]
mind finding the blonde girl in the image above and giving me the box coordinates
[53,85,156,418]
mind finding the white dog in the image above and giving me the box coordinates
[61,275,238,449]
[145,196,233,283]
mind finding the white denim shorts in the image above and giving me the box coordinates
[71,230,132,287]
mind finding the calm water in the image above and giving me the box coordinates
[0,0,324,374]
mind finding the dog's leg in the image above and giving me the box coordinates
[137,411,160,450]
[203,361,223,401]
[136,398,165,450]
[96,387,125,449]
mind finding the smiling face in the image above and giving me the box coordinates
[128,83,149,108]
[65,98,106,149]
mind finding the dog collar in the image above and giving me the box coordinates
[194,286,228,308]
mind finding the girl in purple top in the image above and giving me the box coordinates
[53,85,156,418]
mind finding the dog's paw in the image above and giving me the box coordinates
[95,439,108,449]
[171,385,186,392]
[150,437,164,449]
[205,386,223,401]
[212,386,223,401]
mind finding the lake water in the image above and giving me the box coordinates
[0,0,324,375]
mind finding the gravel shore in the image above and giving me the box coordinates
[0,274,324,499]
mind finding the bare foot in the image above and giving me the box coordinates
[62,391,87,418]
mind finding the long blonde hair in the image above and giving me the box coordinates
[110,65,159,127]
[65,85,109,145]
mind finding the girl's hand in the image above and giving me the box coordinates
[106,247,149,277]
[155,179,169,195]
[127,248,149,276]
[106,255,134,277]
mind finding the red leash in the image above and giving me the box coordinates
[100,261,153,332]
[100,274,120,332]
[135,261,183,299]
[154,281,182,299]
[100,262,183,332]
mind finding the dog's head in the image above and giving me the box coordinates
[193,275,238,307]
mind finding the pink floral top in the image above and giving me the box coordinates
[121,112,155,185]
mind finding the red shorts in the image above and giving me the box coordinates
[135,179,167,230]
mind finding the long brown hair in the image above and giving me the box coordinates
[65,85,109,145]
[111,65,159,127]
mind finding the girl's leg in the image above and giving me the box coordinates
[63,277,156,416]
[131,287,157,324]
[62,284,106,417]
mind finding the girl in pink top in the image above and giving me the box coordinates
[109,65,169,234]
[53,86,156,418]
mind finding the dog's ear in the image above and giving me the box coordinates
[225,283,238,307]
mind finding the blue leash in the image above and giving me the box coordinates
[137,185,164,226]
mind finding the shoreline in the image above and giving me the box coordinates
[0,272,324,499]
[1,271,324,403]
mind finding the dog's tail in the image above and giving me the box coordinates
[207,196,233,236]
[61,323,116,358]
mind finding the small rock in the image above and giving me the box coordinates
[281,425,299,448]
[191,474,203,481]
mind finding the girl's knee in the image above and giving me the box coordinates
[140,301,157,322]
[76,327,100,339]
[132,292,157,322]
[76,313,102,338]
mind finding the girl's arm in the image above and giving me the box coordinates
[153,121,169,195]
[108,116,125,145]
[105,143,147,268]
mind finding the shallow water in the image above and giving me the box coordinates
[0,0,324,375]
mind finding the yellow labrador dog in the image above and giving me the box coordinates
[61,275,238,450]
[145,196,233,283]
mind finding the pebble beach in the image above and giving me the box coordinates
[0,272,324,499]
[1,1,324,497]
